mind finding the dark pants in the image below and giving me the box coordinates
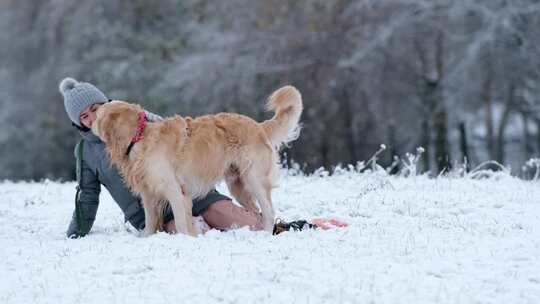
[162,189,231,223]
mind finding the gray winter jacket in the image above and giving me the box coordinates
[66,129,147,238]
[66,111,229,238]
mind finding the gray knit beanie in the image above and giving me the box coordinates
[59,77,108,126]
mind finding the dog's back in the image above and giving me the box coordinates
[153,86,303,202]
[163,113,270,198]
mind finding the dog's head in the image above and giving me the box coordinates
[92,100,144,149]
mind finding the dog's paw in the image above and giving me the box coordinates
[263,219,275,232]
[193,216,210,235]
[186,225,198,237]
[142,228,155,237]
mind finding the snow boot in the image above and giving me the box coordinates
[272,218,317,235]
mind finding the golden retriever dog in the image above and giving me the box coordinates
[91,86,303,236]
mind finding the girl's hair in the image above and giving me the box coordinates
[72,122,90,132]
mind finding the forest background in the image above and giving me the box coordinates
[1,0,540,180]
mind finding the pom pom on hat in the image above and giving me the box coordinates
[58,77,108,126]
[59,77,78,94]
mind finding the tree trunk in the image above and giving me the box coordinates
[387,121,399,174]
[536,119,540,155]
[321,133,330,170]
[522,112,533,161]
[459,121,469,169]
[434,106,450,173]
[424,30,447,174]
[340,88,357,165]
[483,53,496,160]
[421,119,430,172]
[495,85,514,163]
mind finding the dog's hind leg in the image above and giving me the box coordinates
[249,182,274,232]
[243,169,275,232]
[225,170,259,213]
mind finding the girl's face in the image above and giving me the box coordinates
[79,103,103,129]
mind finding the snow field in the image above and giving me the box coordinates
[1,170,540,303]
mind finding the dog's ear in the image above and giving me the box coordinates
[100,112,120,142]
[108,112,120,121]
[101,126,111,143]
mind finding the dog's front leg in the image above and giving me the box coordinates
[165,185,195,236]
[180,195,196,236]
[141,192,159,237]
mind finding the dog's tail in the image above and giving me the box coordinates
[261,85,303,149]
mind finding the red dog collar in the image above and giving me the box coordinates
[125,112,147,156]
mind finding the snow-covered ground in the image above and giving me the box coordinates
[1,170,540,304]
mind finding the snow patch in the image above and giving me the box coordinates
[1,171,540,303]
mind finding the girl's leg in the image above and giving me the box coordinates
[163,199,264,233]
[201,200,264,231]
